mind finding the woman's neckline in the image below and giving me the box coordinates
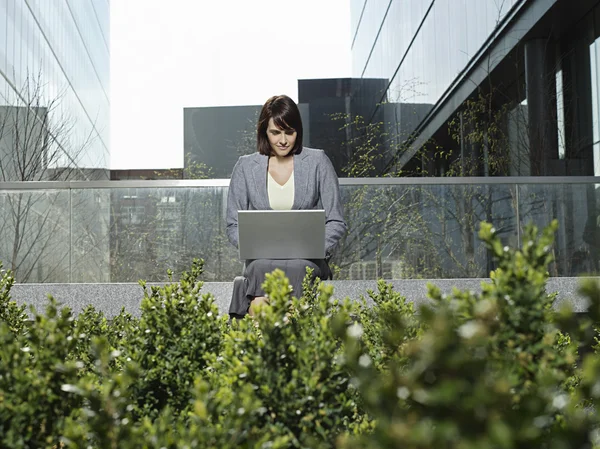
[268,169,294,188]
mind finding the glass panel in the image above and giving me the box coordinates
[2,181,598,283]
[591,33,600,175]
[350,0,366,45]
[351,0,392,77]
[517,183,600,276]
[70,188,111,282]
[2,0,110,172]
[0,189,71,282]
[334,183,518,279]
[106,187,243,283]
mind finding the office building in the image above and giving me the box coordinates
[0,0,110,282]
[0,0,110,180]
[343,0,600,279]
[350,0,600,177]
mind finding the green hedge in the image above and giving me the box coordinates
[1,221,600,448]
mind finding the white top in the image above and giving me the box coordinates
[268,171,294,210]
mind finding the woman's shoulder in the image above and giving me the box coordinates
[300,147,327,159]
[236,152,264,166]
[301,147,336,169]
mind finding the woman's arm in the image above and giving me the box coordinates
[318,151,347,257]
[226,158,248,248]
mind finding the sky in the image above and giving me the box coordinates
[110,0,353,169]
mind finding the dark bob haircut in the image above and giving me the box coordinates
[257,95,303,156]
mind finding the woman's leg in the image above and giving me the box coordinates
[244,260,271,317]
[244,259,324,317]
[248,296,270,316]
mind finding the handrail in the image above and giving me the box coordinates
[0,176,599,190]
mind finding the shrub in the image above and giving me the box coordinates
[0,298,83,449]
[69,305,133,375]
[355,279,422,372]
[62,337,153,449]
[335,220,599,449]
[196,269,368,448]
[5,222,600,448]
[427,220,579,400]
[60,268,371,448]
[0,262,27,336]
[124,259,227,419]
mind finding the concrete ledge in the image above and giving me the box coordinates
[9,277,595,318]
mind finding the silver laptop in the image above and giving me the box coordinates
[238,210,325,260]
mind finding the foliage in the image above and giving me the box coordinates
[197,269,368,448]
[126,259,226,419]
[0,262,27,336]
[331,103,512,280]
[152,152,215,180]
[446,89,515,177]
[335,220,597,449]
[69,305,136,375]
[356,279,422,371]
[4,223,600,448]
[0,297,83,449]
[331,82,554,281]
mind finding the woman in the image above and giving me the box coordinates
[226,94,346,317]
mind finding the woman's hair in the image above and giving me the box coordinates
[257,95,303,156]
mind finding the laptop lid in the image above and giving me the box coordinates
[238,210,325,260]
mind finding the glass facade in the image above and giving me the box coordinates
[0,0,110,177]
[348,1,600,180]
[352,0,520,109]
[342,0,600,282]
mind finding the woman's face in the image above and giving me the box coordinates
[267,118,297,157]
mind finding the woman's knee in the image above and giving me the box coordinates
[248,296,270,316]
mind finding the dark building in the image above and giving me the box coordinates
[298,78,390,175]
[184,104,311,178]
[184,78,419,177]
[296,78,431,176]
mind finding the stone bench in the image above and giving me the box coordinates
[9,277,595,318]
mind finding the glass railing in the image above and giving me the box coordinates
[1,177,599,283]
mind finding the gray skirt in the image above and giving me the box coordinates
[228,258,329,319]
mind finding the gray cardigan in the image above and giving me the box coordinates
[226,147,347,257]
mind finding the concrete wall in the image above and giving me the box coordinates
[11,277,594,318]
